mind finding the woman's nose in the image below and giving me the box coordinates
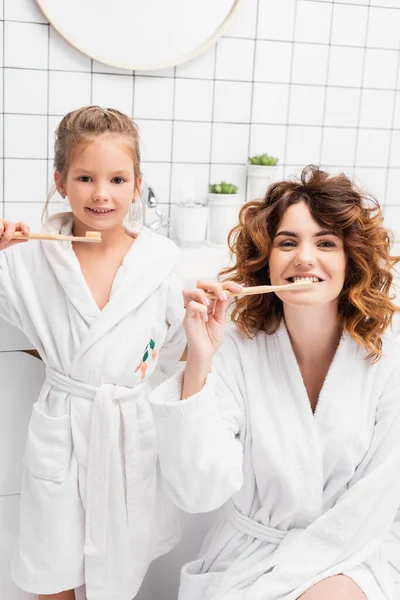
[294,243,316,267]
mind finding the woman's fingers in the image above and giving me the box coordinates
[185,300,208,322]
[0,220,16,249]
[15,221,30,235]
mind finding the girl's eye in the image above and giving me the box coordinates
[78,176,92,183]
[112,177,125,184]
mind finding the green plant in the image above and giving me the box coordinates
[208,181,238,194]
[248,153,279,166]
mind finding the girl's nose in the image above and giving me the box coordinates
[92,187,110,202]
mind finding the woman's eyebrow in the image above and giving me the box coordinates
[275,229,339,238]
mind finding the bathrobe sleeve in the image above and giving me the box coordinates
[149,271,187,388]
[151,331,245,512]
[0,248,24,329]
[255,359,400,595]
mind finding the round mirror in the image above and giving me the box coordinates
[36,0,241,71]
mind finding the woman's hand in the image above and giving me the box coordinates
[183,280,243,362]
[0,220,30,251]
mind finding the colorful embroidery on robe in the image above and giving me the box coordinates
[135,339,157,379]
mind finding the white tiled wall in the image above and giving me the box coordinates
[0,0,399,239]
[1,0,400,597]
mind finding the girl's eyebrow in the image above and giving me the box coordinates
[275,229,339,238]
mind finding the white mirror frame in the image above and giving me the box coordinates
[35,0,242,71]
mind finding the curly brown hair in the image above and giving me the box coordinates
[221,165,400,361]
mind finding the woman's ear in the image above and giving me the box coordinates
[54,171,65,198]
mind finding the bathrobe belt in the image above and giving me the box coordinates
[226,502,287,545]
[45,367,146,558]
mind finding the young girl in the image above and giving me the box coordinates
[151,166,400,600]
[0,106,186,600]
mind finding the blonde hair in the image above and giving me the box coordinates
[45,105,141,215]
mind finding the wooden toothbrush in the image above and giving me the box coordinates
[8,231,102,243]
[205,280,312,300]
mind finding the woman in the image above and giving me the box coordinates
[151,166,400,600]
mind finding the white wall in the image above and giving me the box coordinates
[1,0,400,598]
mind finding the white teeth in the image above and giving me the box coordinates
[88,208,112,213]
[292,276,320,283]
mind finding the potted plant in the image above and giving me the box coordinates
[207,181,243,245]
[247,153,281,201]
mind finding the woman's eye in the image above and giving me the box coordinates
[78,176,92,183]
[112,177,125,184]
[318,241,336,248]
[279,240,296,248]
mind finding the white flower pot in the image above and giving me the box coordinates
[207,193,243,245]
[175,204,208,247]
[246,165,283,201]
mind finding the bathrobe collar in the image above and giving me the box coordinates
[41,212,180,360]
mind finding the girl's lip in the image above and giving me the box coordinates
[85,207,115,215]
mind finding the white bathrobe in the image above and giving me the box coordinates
[0,213,186,600]
[151,323,400,600]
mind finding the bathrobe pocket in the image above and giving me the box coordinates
[23,401,72,483]
[179,558,227,600]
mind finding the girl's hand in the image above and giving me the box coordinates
[182,280,243,362]
[0,220,30,251]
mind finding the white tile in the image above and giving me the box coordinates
[0,21,3,66]
[384,205,400,240]
[4,21,48,69]
[390,131,400,168]
[289,85,325,126]
[4,0,47,22]
[324,87,361,127]
[49,27,91,72]
[386,169,400,205]
[174,79,214,122]
[0,352,45,495]
[394,94,400,130]
[292,44,329,85]
[295,1,332,44]
[48,115,63,160]
[170,163,209,205]
[4,115,47,158]
[285,126,322,165]
[356,129,391,167]
[328,46,364,87]
[249,124,286,162]
[211,123,249,164]
[49,71,91,115]
[136,66,174,78]
[359,89,395,128]
[0,115,3,159]
[215,38,255,81]
[4,68,47,114]
[209,164,246,196]
[0,495,36,599]
[363,49,398,90]
[331,4,368,47]
[4,202,45,230]
[252,83,289,124]
[4,160,47,203]
[92,60,133,76]
[173,121,212,163]
[367,7,400,50]
[141,162,171,204]
[254,41,292,83]
[135,119,172,162]
[353,167,387,202]
[133,76,174,120]
[175,46,215,79]
[0,163,3,205]
[321,128,357,166]
[225,0,258,38]
[0,0,4,19]
[257,0,296,41]
[92,73,134,116]
[213,80,252,123]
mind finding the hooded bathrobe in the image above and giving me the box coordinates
[151,323,400,600]
[0,213,186,600]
